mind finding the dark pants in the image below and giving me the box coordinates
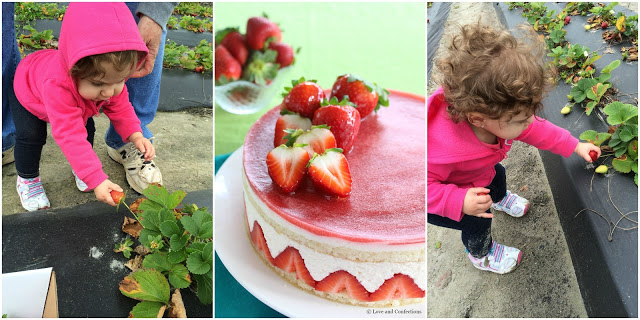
[428,163,507,258]
[9,101,94,179]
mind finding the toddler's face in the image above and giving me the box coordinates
[77,61,131,102]
[483,111,534,140]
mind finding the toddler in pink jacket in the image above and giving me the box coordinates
[12,3,154,211]
[427,23,600,274]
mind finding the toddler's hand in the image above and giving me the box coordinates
[574,142,601,163]
[129,132,156,161]
[462,187,493,218]
[94,179,123,206]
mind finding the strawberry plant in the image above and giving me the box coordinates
[167,16,178,30]
[173,2,213,18]
[17,25,55,50]
[163,39,213,72]
[569,60,620,115]
[14,2,66,23]
[114,184,213,317]
[588,2,619,26]
[580,102,638,184]
[565,2,595,16]
[548,44,601,83]
[178,15,213,33]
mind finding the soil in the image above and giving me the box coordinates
[2,108,213,215]
[427,2,589,317]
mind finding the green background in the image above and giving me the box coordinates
[215,2,426,155]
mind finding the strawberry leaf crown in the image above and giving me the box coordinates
[307,148,344,167]
[281,77,318,98]
[321,96,356,107]
[214,27,240,45]
[345,74,390,112]
[242,50,279,86]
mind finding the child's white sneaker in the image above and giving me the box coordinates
[17,176,51,212]
[491,190,530,217]
[72,170,89,192]
[468,241,522,274]
[107,142,162,194]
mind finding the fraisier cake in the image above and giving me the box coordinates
[242,90,425,307]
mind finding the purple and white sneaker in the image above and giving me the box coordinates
[468,241,523,274]
[492,190,530,217]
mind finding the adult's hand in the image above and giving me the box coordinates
[131,15,163,78]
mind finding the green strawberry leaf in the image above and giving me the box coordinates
[585,101,597,116]
[186,241,206,254]
[628,140,638,161]
[139,228,161,248]
[579,130,612,146]
[202,242,213,263]
[603,102,638,125]
[129,301,166,318]
[186,251,211,275]
[168,264,192,289]
[612,154,633,173]
[600,59,621,74]
[159,221,181,238]
[193,272,213,305]
[179,215,199,237]
[170,233,190,251]
[119,269,170,303]
[142,252,173,273]
[619,125,637,142]
[168,249,187,264]
[166,191,186,210]
[192,210,213,239]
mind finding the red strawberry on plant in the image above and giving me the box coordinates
[242,50,279,86]
[284,125,337,157]
[266,144,310,193]
[217,28,249,65]
[331,74,390,119]
[281,77,325,118]
[246,15,282,50]
[268,42,296,68]
[273,111,312,147]
[312,97,361,153]
[601,21,609,29]
[215,45,242,85]
[564,16,571,25]
[307,148,352,197]
[194,66,204,73]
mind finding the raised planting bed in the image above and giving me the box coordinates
[2,189,213,317]
[495,2,637,317]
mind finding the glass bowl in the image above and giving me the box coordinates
[215,66,292,115]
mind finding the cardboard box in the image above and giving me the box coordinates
[2,268,58,318]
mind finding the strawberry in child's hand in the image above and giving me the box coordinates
[242,50,279,86]
[589,150,598,162]
[331,74,390,119]
[246,15,282,50]
[273,111,312,147]
[217,28,249,65]
[266,145,310,193]
[268,42,295,68]
[312,97,361,153]
[215,45,242,85]
[285,125,337,157]
[111,190,125,204]
[307,148,352,197]
[281,77,325,118]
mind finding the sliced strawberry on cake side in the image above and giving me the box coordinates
[274,247,317,287]
[285,125,337,157]
[369,274,425,301]
[307,148,352,197]
[281,77,325,118]
[273,111,312,147]
[266,144,310,193]
[312,97,361,153]
[315,270,370,302]
[331,74,390,119]
[250,221,276,265]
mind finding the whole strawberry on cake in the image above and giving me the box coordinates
[242,74,425,307]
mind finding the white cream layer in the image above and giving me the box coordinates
[243,172,425,293]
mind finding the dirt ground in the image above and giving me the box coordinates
[427,2,590,317]
[2,108,213,215]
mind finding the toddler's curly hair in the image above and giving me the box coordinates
[70,50,139,80]
[436,22,556,123]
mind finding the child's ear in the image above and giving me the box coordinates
[467,112,485,128]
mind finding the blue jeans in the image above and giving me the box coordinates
[2,3,19,152]
[428,163,508,258]
[104,2,167,150]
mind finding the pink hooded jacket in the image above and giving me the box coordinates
[14,3,148,190]
[427,86,578,222]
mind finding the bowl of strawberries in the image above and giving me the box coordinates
[215,14,297,114]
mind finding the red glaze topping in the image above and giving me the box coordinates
[243,90,425,244]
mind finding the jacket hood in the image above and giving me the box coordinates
[427,86,503,164]
[59,2,148,72]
